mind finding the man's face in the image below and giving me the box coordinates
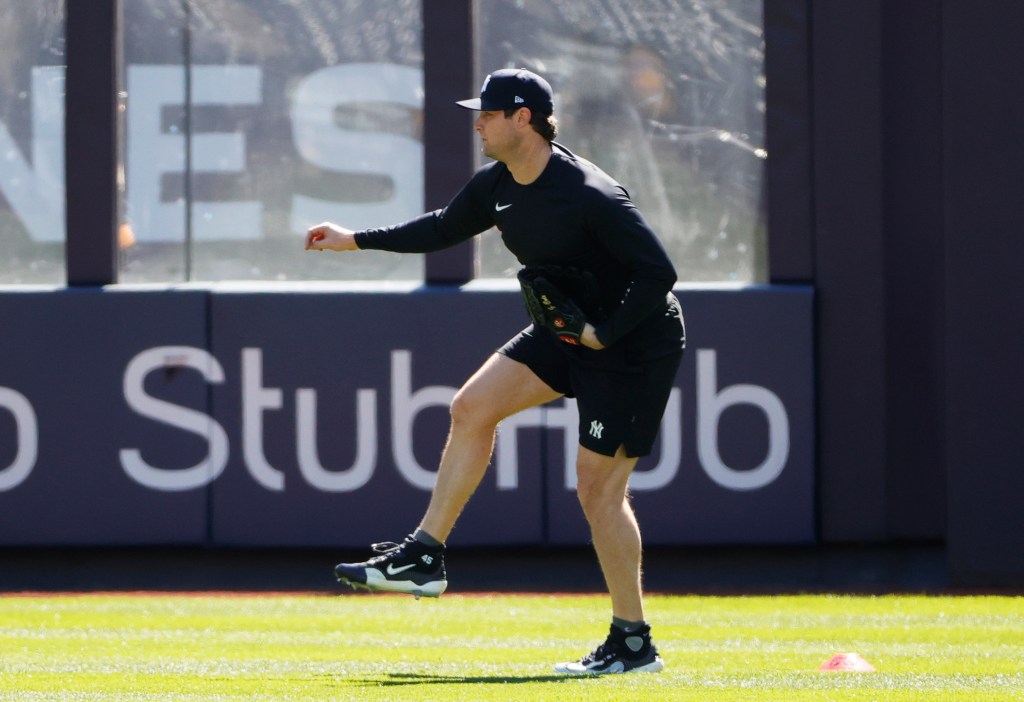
[474,109,521,160]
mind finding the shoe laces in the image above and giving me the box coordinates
[370,541,402,553]
[582,632,623,664]
[583,627,647,664]
[365,541,407,565]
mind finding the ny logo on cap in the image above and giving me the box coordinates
[514,96,525,104]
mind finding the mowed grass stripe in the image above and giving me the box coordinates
[0,593,1021,701]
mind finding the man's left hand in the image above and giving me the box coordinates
[580,324,606,350]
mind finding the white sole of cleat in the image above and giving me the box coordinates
[336,569,447,599]
[554,657,665,675]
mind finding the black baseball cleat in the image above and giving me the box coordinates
[333,537,447,599]
[554,623,665,675]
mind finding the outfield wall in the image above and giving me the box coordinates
[0,285,813,548]
[4,1,1022,586]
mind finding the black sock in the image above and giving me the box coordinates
[412,528,444,548]
[612,617,647,634]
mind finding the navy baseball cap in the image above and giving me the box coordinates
[456,68,554,114]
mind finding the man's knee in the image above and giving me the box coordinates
[575,475,604,518]
[449,384,499,429]
[577,450,630,517]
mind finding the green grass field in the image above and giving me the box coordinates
[0,592,1021,701]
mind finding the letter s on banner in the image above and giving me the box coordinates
[289,63,424,232]
[120,346,229,491]
[0,387,38,492]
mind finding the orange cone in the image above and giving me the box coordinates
[818,653,876,672]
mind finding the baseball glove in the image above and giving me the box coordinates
[517,269,587,345]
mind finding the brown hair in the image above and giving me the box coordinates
[504,107,559,141]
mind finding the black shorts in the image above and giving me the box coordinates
[498,326,683,458]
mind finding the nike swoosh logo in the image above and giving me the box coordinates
[386,563,417,575]
[495,203,512,211]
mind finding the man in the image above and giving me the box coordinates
[305,68,685,676]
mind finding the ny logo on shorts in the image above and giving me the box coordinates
[589,420,604,439]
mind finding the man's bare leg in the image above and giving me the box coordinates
[575,444,644,621]
[553,445,665,675]
[334,353,558,596]
[418,353,560,542]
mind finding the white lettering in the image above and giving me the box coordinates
[494,399,576,491]
[0,387,38,492]
[296,387,377,492]
[0,67,64,241]
[290,63,424,231]
[5,62,427,244]
[110,345,789,497]
[119,346,229,491]
[390,349,455,490]
[125,65,262,242]
[494,407,543,489]
[697,349,790,490]
[242,348,285,491]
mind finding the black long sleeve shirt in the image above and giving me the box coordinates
[355,142,685,366]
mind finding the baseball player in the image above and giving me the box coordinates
[305,68,685,676]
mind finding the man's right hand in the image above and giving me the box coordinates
[305,222,359,252]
